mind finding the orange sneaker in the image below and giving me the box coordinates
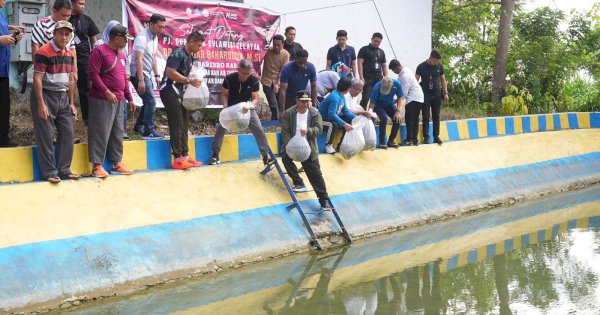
[92,164,109,178]
[111,162,133,175]
[185,156,203,167]
[172,158,191,170]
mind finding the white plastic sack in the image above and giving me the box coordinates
[219,102,251,133]
[285,135,311,162]
[340,128,365,160]
[353,116,376,151]
[182,66,209,110]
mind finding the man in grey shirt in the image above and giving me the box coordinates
[130,13,165,139]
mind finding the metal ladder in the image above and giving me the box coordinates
[261,148,352,250]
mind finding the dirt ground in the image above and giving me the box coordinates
[8,87,463,146]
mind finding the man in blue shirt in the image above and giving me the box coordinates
[318,77,355,154]
[368,77,405,149]
[0,0,25,147]
[279,49,316,118]
[326,30,357,78]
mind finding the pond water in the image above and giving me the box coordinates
[58,185,600,315]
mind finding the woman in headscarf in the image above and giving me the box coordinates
[94,20,121,48]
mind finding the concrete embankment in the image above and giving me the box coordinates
[0,113,599,313]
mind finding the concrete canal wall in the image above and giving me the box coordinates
[0,113,599,312]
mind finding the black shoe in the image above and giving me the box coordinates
[319,197,333,211]
[413,140,419,146]
[0,140,18,147]
[387,142,400,149]
[208,156,220,165]
[379,144,388,150]
[263,154,274,166]
[421,138,430,144]
[59,173,81,180]
[434,137,443,145]
[399,140,412,147]
[292,184,309,193]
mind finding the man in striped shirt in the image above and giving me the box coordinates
[31,0,77,77]
[31,21,78,183]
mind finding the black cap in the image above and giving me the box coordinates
[296,90,311,100]
[430,50,442,59]
[109,25,134,40]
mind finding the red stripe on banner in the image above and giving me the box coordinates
[124,0,281,106]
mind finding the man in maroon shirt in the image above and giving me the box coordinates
[87,24,136,178]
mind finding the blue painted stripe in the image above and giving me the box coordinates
[505,238,514,252]
[400,124,407,141]
[238,134,261,160]
[521,233,530,247]
[467,249,478,263]
[553,114,562,130]
[537,229,546,242]
[447,255,458,271]
[505,117,515,135]
[487,118,498,136]
[487,243,496,258]
[446,121,460,141]
[568,113,579,129]
[522,116,532,133]
[146,140,172,169]
[539,115,547,131]
[592,112,600,128]
[467,120,479,139]
[552,224,560,237]
[567,219,577,230]
[3,153,600,308]
[32,146,43,181]
[195,137,213,164]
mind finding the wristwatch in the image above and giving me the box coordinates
[185,77,191,84]
[154,74,160,78]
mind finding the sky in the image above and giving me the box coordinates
[526,0,598,13]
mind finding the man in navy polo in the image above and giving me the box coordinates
[278,49,316,119]
[326,30,357,78]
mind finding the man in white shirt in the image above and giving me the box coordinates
[390,59,424,146]
[344,78,373,118]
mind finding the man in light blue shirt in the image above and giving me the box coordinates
[318,77,355,153]
[368,77,405,148]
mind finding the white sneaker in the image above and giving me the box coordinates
[325,144,336,154]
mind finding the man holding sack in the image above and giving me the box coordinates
[281,90,333,211]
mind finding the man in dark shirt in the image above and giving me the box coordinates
[283,26,303,61]
[415,50,449,145]
[279,49,317,115]
[326,30,357,78]
[159,32,205,170]
[357,32,388,109]
[69,0,99,125]
[209,59,270,166]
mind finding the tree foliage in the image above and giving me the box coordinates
[432,0,600,115]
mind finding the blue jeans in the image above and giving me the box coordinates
[131,75,156,134]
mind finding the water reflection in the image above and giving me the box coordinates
[61,186,600,315]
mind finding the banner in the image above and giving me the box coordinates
[124,0,281,107]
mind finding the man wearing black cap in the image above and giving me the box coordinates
[281,90,333,210]
[416,50,449,145]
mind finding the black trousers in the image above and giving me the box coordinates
[405,101,422,142]
[77,63,90,124]
[263,83,279,120]
[282,152,328,200]
[160,88,189,158]
[0,77,10,143]
[359,76,381,109]
[422,95,442,140]
[374,105,400,145]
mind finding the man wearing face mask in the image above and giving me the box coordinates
[357,32,388,109]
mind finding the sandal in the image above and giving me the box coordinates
[59,173,81,180]
[46,175,61,184]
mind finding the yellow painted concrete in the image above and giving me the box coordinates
[530,115,540,132]
[70,144,91,175]
[559,113,570,129]
[546,114,555,131]
[1,129,599,249]
[477,118,488,137]
[220,135,239,162]
[514,116,523,134]
[496,117,506,135]
[577,112,591,128]
[438,122,450,141]
[457,120,469,140]
[0,147,33,182]
[122,141,148,171]
[266,133,279,155]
